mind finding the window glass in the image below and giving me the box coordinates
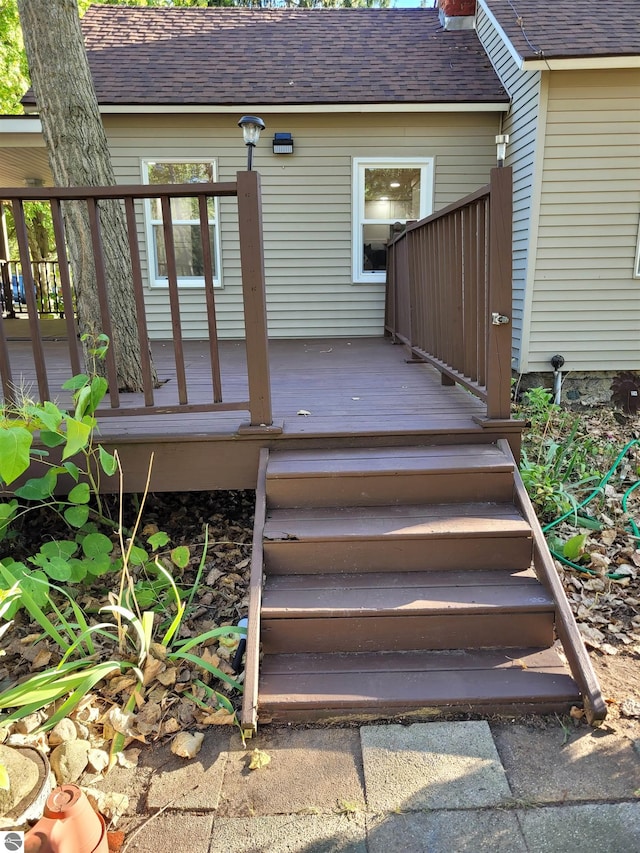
[144,161,220,287]
[353,159,433,283]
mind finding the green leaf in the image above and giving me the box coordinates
[40,557,72,582]
[83,554,113,577]
[148,531,170,550]
[170,546,190,569]
[0,426,32,484]
[128,545,149,566]
[74,385,92,420]
[563,534,587,562]
[40,540,77,560]
[68,482,90,505]
[15,469,58,500]
[62,461,80,482]
[89,376,108,415]
[62,416,92,459]
[32,401,64,432]
[61,374,89,391]
[66,559,88,583]
[64,504,90,528]
[98,445,117,476]
[39,430,65,448]
[81,532,113,558]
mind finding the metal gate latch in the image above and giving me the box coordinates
[491,313,510,325]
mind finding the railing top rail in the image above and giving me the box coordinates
[388,180,491,247]
[0,182,239,202]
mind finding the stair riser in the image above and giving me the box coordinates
[267,471,514,509]
[264,535,533,574]
[261,612,555,654]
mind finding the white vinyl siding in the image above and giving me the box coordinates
[476,3,543,370]
[529,69,640,371]
[104,112,500,340]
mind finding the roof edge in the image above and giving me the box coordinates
[97,102,509,115]
[522,55,640,70]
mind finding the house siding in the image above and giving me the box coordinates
[104,112,500,340]
[529,69,640,372]
[476,2,542,370]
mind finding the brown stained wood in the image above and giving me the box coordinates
[261,569,553,618]
[197,194,222,403]
[160,195,188,405]
[258,648,579,715]
[50,199,82,377]
[124,196,154,407]
[12,200,49,402]
[240,448,269,736]
[266,444,515,507]
[486,167,512,420]
[505,441,607,723]
[0,315,13,402]
[264,502,531,541]
[237,171,272,427]
[261,612,554,654]
[263,535,533,575]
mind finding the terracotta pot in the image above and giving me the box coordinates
[25,785,108,853]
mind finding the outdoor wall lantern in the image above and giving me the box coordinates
[495,133,509,167]
[238,115,266,171]
[272,132,294,155]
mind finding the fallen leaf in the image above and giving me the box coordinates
[248,748,271,770]
[171,731,204,759]
[200,708,236,726]
[569,706,585,720]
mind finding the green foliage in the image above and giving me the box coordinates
[517,386,616,524]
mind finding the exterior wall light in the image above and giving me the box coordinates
[273,132,294,155]
[495,134,509,167]
[238,115,266,171]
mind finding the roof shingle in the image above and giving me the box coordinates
[482,0,640,61]
[25,7,509,108]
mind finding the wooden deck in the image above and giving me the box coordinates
[6,336,517,491]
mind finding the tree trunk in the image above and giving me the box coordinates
[17,0,156,391]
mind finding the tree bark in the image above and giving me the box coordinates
[17,0,156,391]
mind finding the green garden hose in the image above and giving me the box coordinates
[541,438,640,581]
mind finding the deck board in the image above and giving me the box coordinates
[4,337,486,439]
[3,336,518,491]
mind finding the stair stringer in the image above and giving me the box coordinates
[502,439,607,724]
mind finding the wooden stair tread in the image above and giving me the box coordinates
[267,444,514,477]
[264,502,531,541]
[262,569,553,618]
[258,648,580,712]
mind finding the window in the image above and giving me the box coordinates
[143,160,221,288]
[352,158,434,283]
[635,214,640,278]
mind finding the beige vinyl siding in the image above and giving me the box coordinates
[528,69,640,371]
[476,3,542,370]
[104,111,499,340]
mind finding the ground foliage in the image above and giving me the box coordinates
[517,393,640,720]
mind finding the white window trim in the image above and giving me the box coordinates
[635,214,640,278]
[351,157,434,284]
[141,158,222,289]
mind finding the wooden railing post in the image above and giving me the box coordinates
[236,170,273,427]
[486,166,513,420]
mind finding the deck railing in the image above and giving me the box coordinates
[0,259,64,318]
[386,167,513,421]
[0,171,272,427]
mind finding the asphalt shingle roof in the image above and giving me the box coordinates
[24,7,509,108]
[483,0,640,61]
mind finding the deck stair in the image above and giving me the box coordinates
[252,443,590,723]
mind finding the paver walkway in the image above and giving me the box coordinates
[92,719,640,853]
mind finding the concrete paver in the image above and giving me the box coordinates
[492,723,640,803]
[517,802,640,853]
[210,814,367,853]
[122,812,214,853]
[366,809,528,852]
[361,721,512,812]
[217,728,365,818]
[146,731,231,810]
